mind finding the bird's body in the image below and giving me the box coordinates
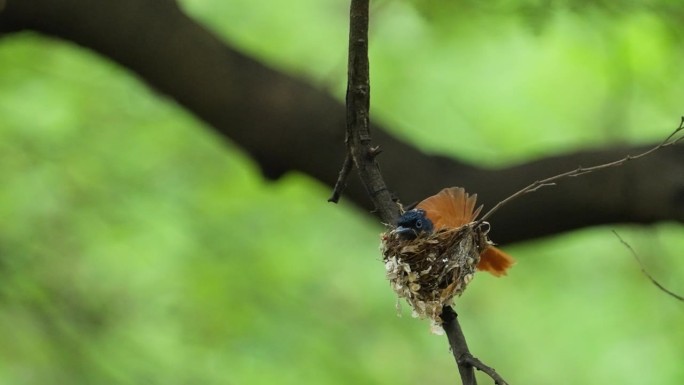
[382,187,514,322]
[395,187,515,277]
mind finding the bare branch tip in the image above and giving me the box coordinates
[368,145,383,158]
[612,230,684,302]
[480,118,683,222]
[328,153,354,204]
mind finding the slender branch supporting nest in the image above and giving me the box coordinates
[331,1,505,384]
[442,306,511,385]
[441,307,477,385]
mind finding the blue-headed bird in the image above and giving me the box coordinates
[394,187,515,277]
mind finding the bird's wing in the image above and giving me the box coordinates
[416,187,482,230]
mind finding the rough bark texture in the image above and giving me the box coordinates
[1,0,683,244]
[342,0,400,225]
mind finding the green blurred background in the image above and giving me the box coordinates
[1,1,683,384]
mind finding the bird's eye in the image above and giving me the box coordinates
[415,219,422,228]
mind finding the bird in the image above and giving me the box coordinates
[394,187,515,277]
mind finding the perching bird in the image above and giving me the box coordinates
[394,187,515,277]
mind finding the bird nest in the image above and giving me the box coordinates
[381,224,486,325]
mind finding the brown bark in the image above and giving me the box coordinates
[1,0,683,244]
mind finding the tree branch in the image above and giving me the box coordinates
[340,0,399,225]
[612,231,684,302]
[441,306,477,385]
[2,2,678,382]
[341,3,504,384]
[478,119,684,223]
[1,0,683,245]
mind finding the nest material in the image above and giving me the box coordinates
[381,224,486,323]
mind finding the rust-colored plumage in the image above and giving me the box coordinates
[478,245,515,277]
[417,187,515,276]
[416,187,481,230]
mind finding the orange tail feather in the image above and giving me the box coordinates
[478,246,515,277]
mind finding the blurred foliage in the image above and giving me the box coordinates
[1,1,683,384]
[405,0,684,34]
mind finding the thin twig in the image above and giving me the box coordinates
[441,306,478,385]
[460,354,509,385]
[478,118,684,223]
[328,153,354,203]
[612,231,684,302]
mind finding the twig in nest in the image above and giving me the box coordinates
[612,231,684,302]
[478,118,684,223]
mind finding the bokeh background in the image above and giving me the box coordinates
[1,1,683,384]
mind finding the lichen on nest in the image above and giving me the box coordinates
[381,223,487,324]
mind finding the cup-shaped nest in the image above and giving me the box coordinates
[381,224,487,323]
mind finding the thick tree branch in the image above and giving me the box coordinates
[460,354,509,385]
[1,0,683,245]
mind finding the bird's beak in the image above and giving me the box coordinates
[394,226,417,238]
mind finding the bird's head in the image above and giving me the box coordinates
[394,209,434,239]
